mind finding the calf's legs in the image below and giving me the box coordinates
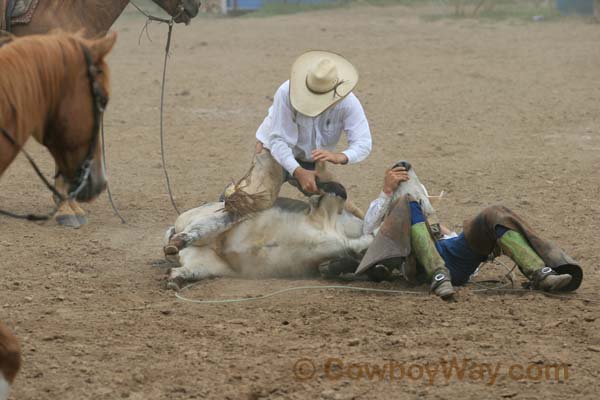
[167,246,235,291]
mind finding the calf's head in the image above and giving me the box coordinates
[308,181,348,225]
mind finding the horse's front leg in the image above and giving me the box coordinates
[53,200,80,228]
[52,175,84,228]
[68,199,88,226]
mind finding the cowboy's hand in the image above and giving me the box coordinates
[255,141,264,154]
[383,167,410,195]
[311,149,348,165]
[293,167,319,193]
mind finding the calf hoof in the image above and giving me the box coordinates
[55,214,81,229]
[164,244,179,256]
[164,235,187,256]
[164,253,180,266]
[166,276,185,291]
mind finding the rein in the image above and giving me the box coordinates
[130,1,181,215]
[89,0,184,224]
[129,1,183,24]
[0,42,106,221]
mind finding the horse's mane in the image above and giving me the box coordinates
[0,32,87,145]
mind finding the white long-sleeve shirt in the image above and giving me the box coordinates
[363,190,458,239]
[362,191,392,235]
[256,81,372,175]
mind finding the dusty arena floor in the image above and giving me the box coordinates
[1,5,599,399]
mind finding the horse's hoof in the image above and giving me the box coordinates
[164,245,179,256]
[75,214,88,226]
[55,214,81,229]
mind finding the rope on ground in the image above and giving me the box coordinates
[175,283,428,305]
[174,258,512,304]
[175,281,600,305]
[174,259,600,305]
[468,258,516,292]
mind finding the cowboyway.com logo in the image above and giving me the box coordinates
[293,357,569,385]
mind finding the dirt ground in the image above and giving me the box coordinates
[1,5,599,399]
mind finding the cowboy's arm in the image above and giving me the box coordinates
[269,134,300,175]
[263,83,301,175]
[341,94,372,164]
[363,167,410,235]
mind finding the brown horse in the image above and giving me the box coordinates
[0,322,20,400]
[8,0,200,227]
[10,0,201,36]
[0,32,117,220]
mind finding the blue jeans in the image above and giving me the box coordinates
[409,202,508,285]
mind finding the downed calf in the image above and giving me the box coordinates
[163,182,374,290]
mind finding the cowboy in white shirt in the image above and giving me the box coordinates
[223,51,372,218]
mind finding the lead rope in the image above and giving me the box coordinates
[130,1,181,215]
[158,21,181,215]
[100,117,126,223]
[97,2,181,222]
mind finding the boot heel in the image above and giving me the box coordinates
[431,273,456,300]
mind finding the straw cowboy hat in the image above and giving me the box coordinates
[290,50,359,117]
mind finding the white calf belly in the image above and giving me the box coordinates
[221,213,347,278]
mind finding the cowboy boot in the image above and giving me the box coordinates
[410,222,455,300]
[498,230,572,292]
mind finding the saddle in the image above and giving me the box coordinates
[1,0,39,32]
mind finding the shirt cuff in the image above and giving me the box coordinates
[342,149,358,164]
[282,158,301,176]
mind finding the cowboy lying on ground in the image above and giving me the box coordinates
[222,50,372,219]
[321,163,583,300]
